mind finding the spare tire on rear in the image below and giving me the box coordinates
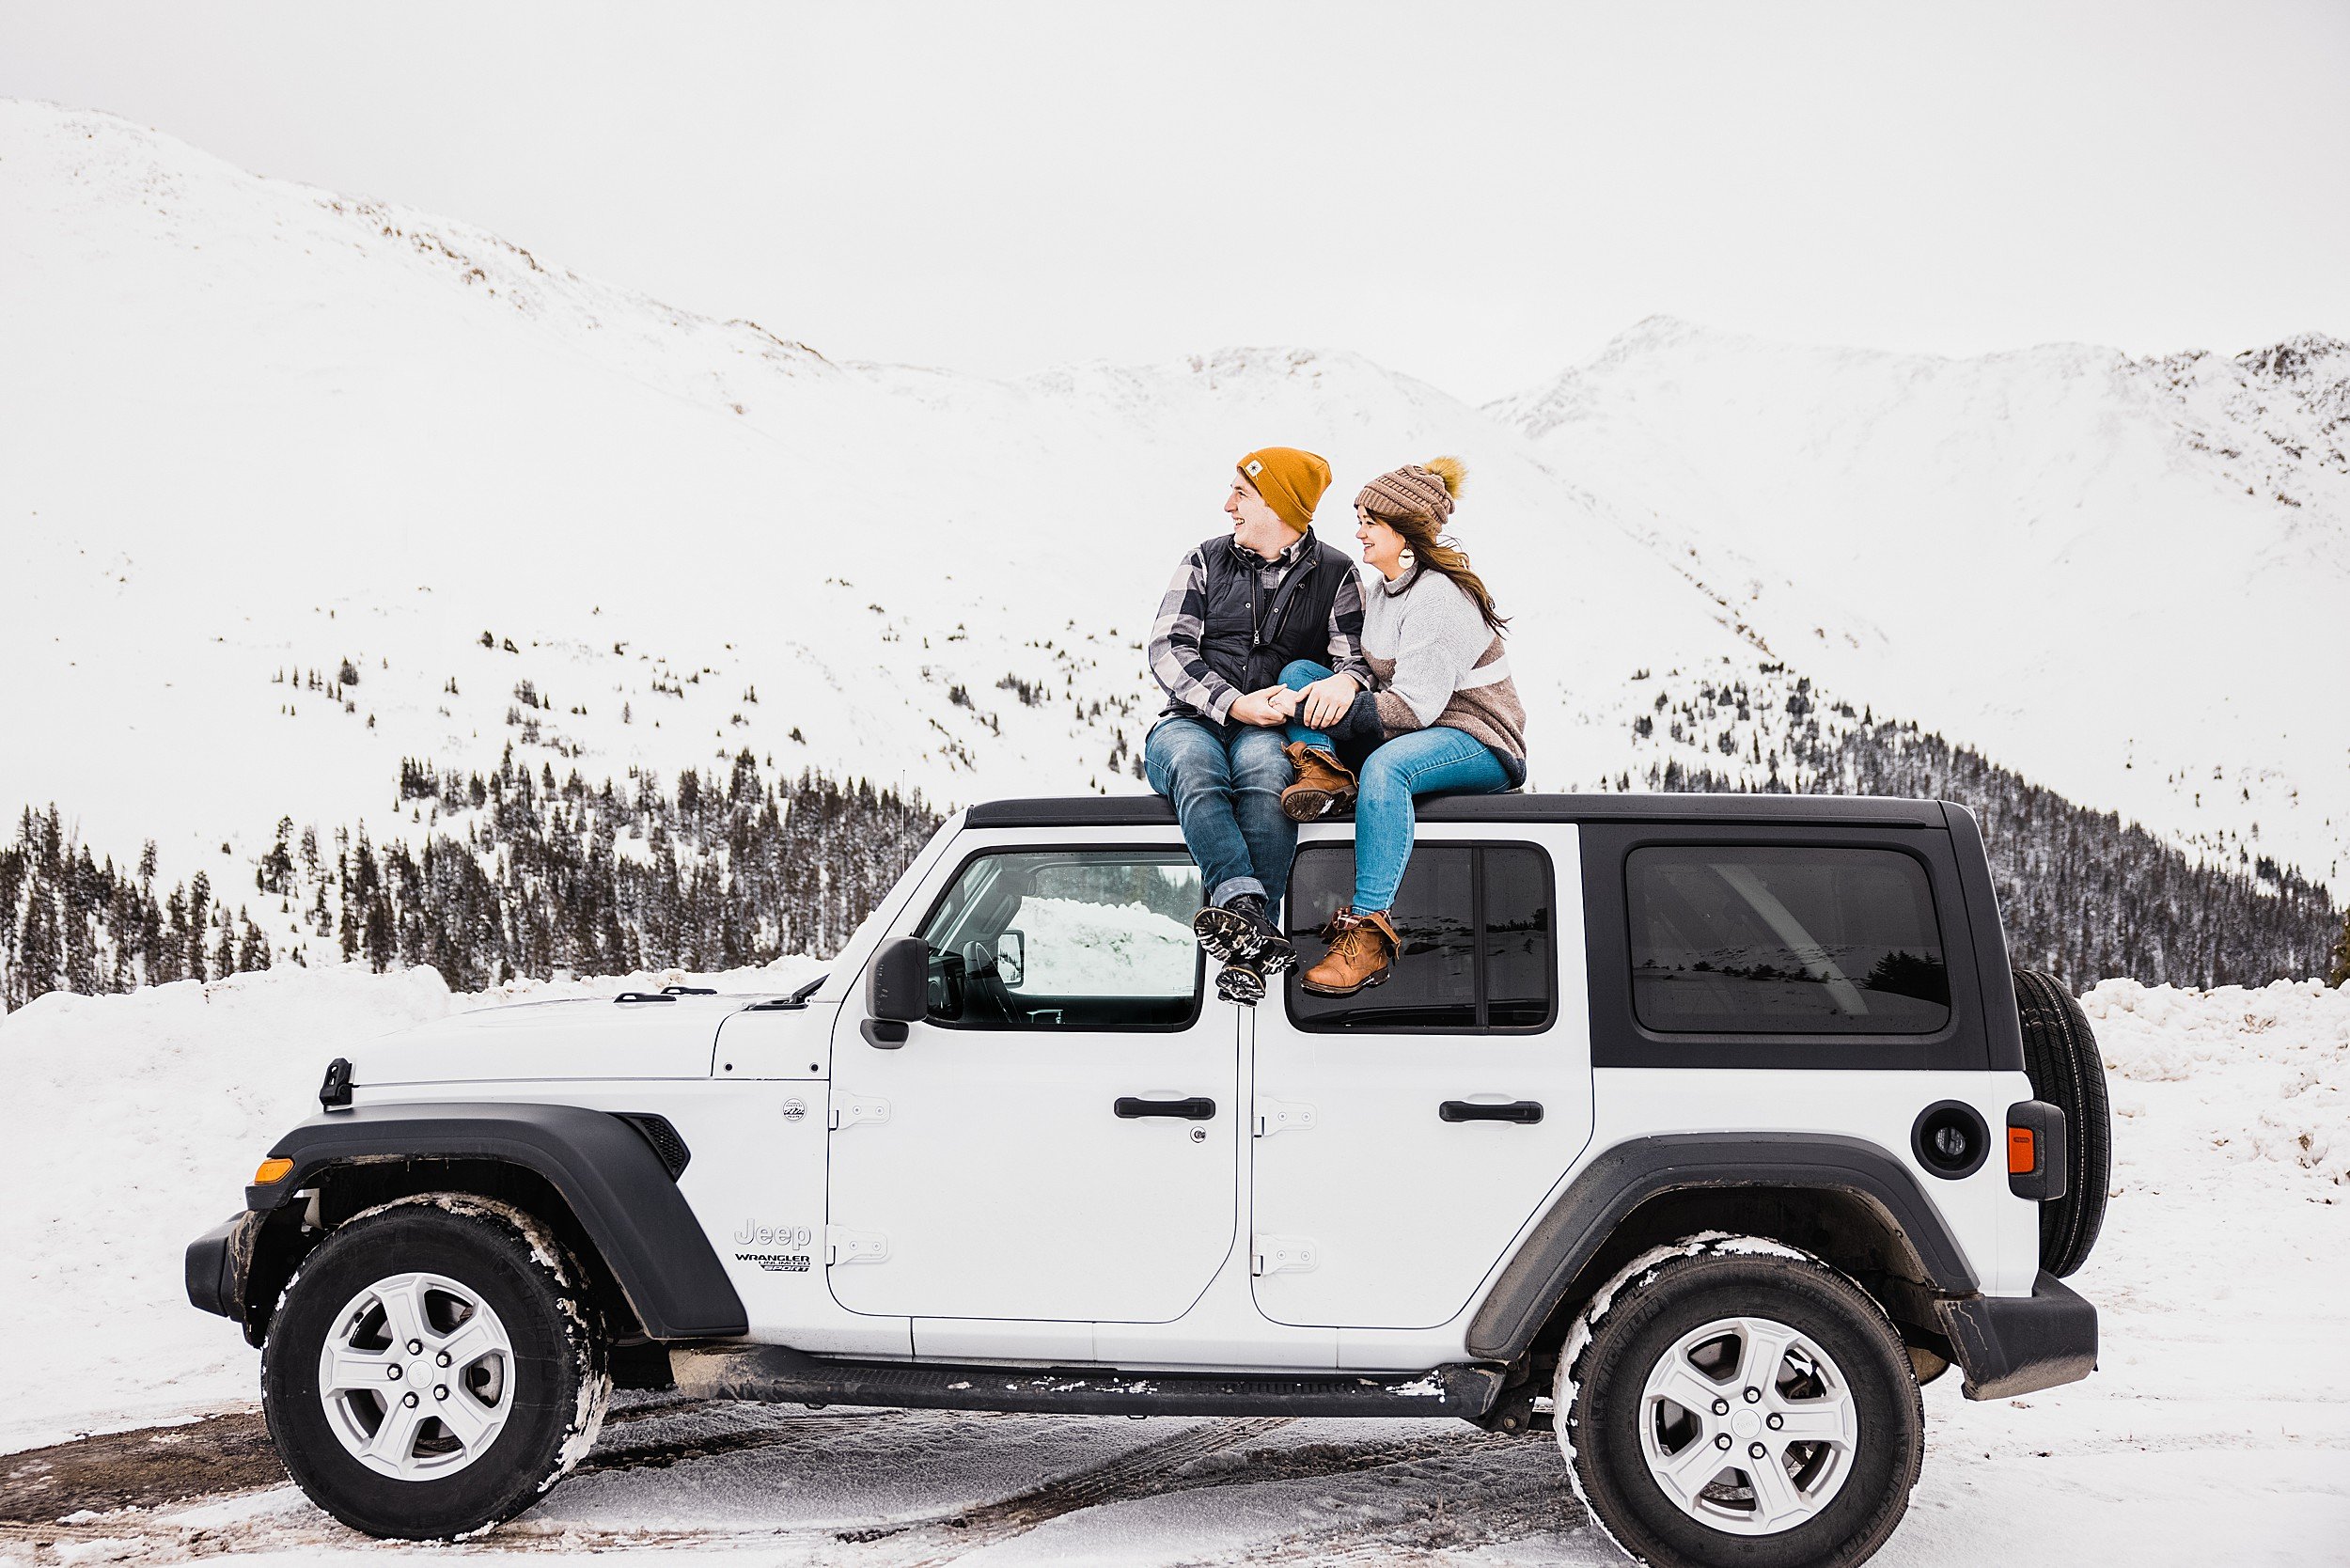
[2011,969,2110,1277]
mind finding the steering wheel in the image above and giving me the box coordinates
[958,938,1017,1025]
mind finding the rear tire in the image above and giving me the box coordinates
[2012,968,2111,1276]
[1559,1240,1922,1568]
[261,1197,609,1539]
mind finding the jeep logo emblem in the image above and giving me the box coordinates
[734,1221,814,1248]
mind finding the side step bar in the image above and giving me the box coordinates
[668,1344,1503,1420]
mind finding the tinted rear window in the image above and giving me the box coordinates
[1286,843,1553,1032]
[1628,846,1950,1035]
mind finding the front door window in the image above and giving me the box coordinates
[917,851,1200,1029]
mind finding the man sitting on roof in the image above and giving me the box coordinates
[1142,447,1369,1005]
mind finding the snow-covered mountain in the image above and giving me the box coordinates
[1490,316,2350,888]
[2,99,2342,917]
[0,101,1748,878]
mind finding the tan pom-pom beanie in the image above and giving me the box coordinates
[1356,455,1467,527]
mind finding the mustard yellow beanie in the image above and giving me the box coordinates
[1237,447,1333,532]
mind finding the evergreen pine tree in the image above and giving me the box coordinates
[156,886,186,984]
[239,911,273,973]
[16,892,60,1008]
[258,818,295,895]
[187,872,212,981]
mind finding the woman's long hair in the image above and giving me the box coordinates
[1369,457,1510,636]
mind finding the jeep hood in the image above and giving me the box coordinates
[357,994,806,1086]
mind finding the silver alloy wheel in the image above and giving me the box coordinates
[1636,1313,1859,1536]
[316,1271,516,1481]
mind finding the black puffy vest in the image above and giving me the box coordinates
[1198,532,1355,699]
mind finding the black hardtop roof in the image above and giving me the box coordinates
[963,792,1954,830]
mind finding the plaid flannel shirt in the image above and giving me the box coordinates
[1147,534,1369,722]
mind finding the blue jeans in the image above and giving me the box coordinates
[1278,659,1512,914]
[1144,715,1297,914]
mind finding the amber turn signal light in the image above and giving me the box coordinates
[253,1156,295,1185]
[2005,1127,2036,1175]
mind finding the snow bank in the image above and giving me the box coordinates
[2083,977,2350,1182]
[1898,975,2350,1567]
[1014,894,1198,996]
[0,956,817,1451]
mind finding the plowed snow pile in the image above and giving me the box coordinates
[0,967,2343,1564]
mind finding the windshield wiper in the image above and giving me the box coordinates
[744,973,829,1011]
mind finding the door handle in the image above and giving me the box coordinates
[1439,1100,1543,1123]
[1115,1096,1216,1121]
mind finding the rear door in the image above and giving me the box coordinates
[826,841,1241,1325]
[1248,825,1593,1329]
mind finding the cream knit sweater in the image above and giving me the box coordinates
[1358,566,1527,763]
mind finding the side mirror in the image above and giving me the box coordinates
[863,936,928,1047]
[997,930,1026,990]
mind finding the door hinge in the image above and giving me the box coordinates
[830,1091,891,1130]
[1252,1234,1319,1276]
[827,1227,891,1266]
[1254,1098,1318,1137]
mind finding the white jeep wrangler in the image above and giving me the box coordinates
[188,792,2107,1568]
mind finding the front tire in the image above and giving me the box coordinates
[261,1197,610,1539]
[1559,1239,1922,1568]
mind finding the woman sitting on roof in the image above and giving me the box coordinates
[1269,456,1527,996]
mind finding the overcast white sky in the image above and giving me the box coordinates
[4,0,2345,401]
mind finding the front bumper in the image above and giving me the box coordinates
[185,1211,266,1332]
[1934,1270,2098,1399]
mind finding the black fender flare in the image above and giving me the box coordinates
[1465,1133,1979,1361]
[251,1103,747,1340]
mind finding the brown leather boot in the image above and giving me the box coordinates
[1300,908,1399,996]
[1280,743,1358,823]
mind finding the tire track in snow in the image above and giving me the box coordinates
[0,1399,915,1557]
[0,1412,282,1529]
[1149,1441,1595,1568]
[882,1417,1298,1563]
[874,1422,1565,1567]
[0,1405,1568,1562]
[575,1406,918,1478]
[0,1396,900,1532]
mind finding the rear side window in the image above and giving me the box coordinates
[1286,843,1554,1032]
[1627,846,1950,1035]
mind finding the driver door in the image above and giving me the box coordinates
[825,844,1240,1325]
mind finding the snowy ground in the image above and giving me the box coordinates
[1,969,2344,1563]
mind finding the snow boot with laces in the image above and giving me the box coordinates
[1191,893,1296,975]
[1214,960,1267,1007]
[1279,743,1358,822]
[1300,907,1399,996]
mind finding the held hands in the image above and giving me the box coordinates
[1230,688,1295,728]
[1232,674,1353,729]
[1295,672,1358,729]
